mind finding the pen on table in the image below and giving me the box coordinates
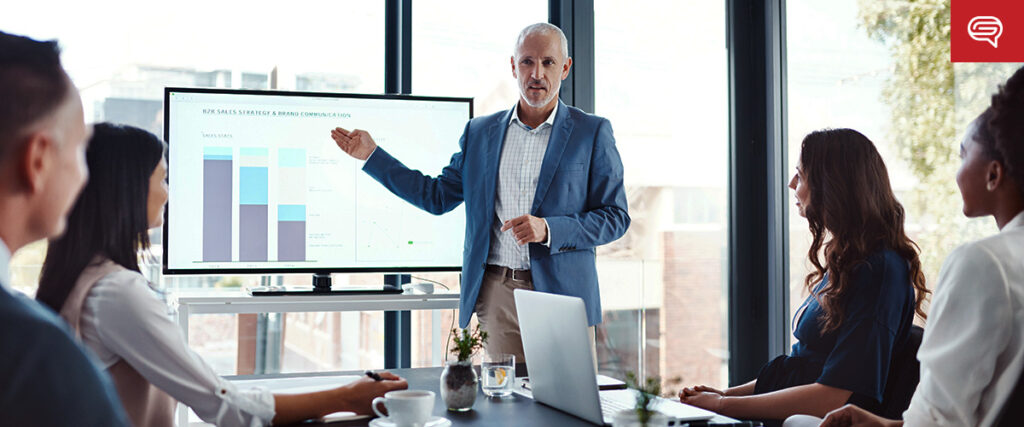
[364,370,383,381]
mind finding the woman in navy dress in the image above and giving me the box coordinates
[679,129,930,425]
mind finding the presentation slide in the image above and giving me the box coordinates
[165,89,469,272]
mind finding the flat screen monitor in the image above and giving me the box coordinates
[163,87,471,275]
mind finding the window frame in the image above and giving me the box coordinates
[551,0,789,385]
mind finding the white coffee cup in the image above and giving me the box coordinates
[372,390,435,427]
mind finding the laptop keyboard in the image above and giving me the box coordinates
[600,393,634,418]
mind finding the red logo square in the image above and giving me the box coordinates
[951,0,1024,62]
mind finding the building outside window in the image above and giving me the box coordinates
[595,0,730,390]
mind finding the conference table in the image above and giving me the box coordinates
[213,366,740,426]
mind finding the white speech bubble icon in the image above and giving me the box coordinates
[969,16,1003,48]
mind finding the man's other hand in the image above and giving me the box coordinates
[501,215,548,245]
[331,127,377,160]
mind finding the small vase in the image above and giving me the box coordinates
[611,409,669,427]
[439,360,478,411]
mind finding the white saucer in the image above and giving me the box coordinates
[368,416,451,427]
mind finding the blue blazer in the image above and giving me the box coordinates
[363,100,630,327]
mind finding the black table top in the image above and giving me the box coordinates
[233,366,737,427]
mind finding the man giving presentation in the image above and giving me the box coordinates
[331,23,629,361]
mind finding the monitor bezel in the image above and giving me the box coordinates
[162,86,473,276]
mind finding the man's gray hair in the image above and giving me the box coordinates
[514,23,569,59]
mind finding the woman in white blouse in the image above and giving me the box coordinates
[36,123,408,427]
[786,67,1024,426]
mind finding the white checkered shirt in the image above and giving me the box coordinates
[485,103,556,270]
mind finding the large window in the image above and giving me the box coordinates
[412,0,546,115]
[785,0,1023,331]
[595,1,729,389]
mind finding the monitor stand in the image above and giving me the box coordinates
[248,273,404,296]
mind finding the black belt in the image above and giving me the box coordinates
[485,264,532,282]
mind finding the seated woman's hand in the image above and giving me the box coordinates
[678,384,726,399]
[694,385,726,395]
[678,388,725,413]
[337,371,409,415]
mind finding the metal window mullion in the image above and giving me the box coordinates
[384,0,413,369]
[549,0,595,113]
[726,0,789,386]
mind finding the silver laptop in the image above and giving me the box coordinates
[514,289,717,425]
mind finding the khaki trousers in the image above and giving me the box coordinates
[474,269,597,368]
[475,269,533,363]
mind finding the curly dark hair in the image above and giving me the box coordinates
[984,66,1024,198]
[799,129,929,334]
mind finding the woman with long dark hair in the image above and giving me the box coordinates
[787,67,1024,427]
[37,123,407,427]
[678,129,929,424]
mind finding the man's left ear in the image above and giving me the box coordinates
[562,57,573,80]
[987,160,1005,191]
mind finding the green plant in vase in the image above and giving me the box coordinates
[614,373,680,427]
[440,325,488,411]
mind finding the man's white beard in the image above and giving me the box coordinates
[520,87,558,108]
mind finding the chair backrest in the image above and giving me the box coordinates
[880,325,924,419]
[995,366,1024,426]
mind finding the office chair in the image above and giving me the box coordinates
[878,325,924,419]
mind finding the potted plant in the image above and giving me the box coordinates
[440,325,488,411]
[612,373,676,427]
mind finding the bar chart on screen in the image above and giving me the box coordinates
[276,148,307,262]
[166,89,470,273]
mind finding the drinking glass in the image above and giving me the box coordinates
[481,353,515,397]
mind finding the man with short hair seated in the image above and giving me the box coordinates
[0,30,129,426]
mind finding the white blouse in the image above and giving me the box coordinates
[79,269,275,427]
[903,211,1024,426]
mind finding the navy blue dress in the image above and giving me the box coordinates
[754,249,915,414]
